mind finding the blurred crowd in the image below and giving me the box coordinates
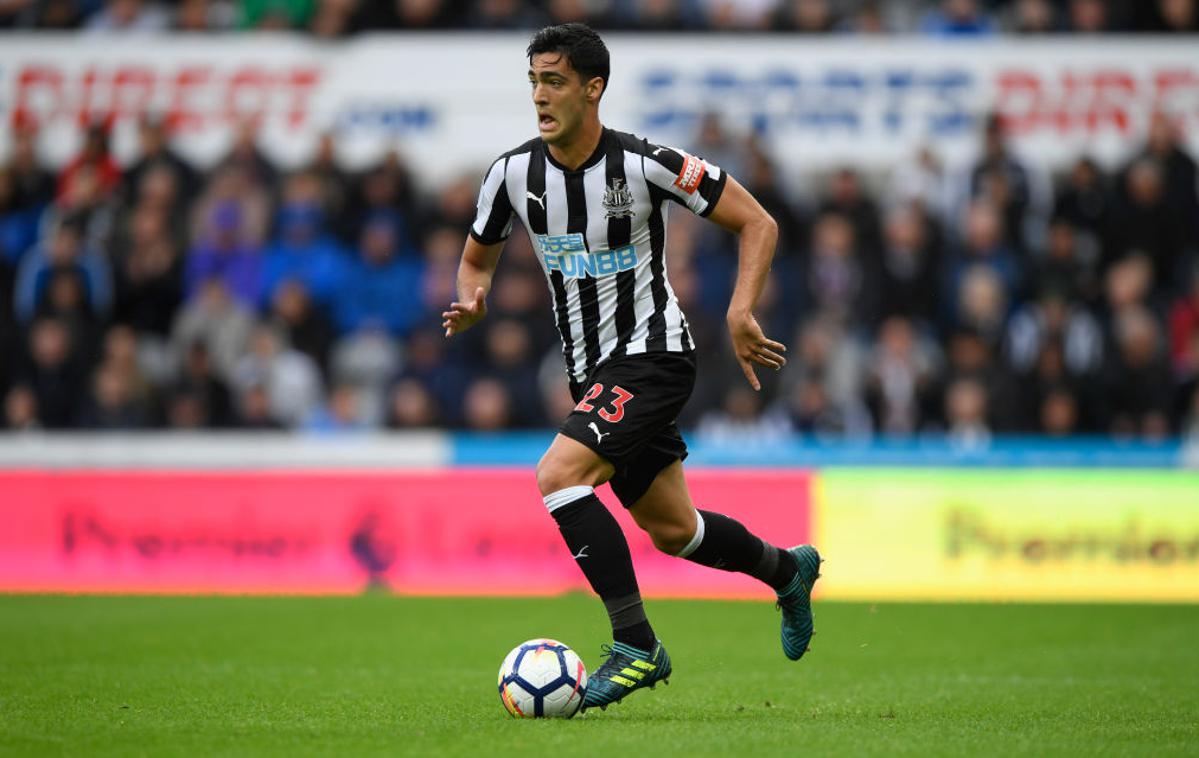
[2,108,1199,440]
[2,0,1198,36]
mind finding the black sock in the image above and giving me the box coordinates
[681,510,798,593]
[547,489,656,651]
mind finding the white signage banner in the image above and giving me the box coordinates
[1,34,1197,185]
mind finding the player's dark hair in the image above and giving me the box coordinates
[527,23,610,98]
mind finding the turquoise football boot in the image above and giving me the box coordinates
[777,545,822,661]
[582,639,671,711]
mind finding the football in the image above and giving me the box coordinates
[497,638,588,718]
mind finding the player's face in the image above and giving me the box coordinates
[528,53,599,145]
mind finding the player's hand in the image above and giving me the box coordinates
[442,287,487,337]
[727,310,786,391]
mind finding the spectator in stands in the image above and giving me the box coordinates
[190,164,271,251]
[175,0,237,29]
[83,0,168,31]
[878,206,941,326]
[231,321,323,428]
[77,360,151,429]
[465,0,545,29]
[1137,112,1199,251]
[0,168,43,267]
[393,327,469,425]
[1135,0,1199,32]
[268,279,334,379]
[259,172,349,309]
[308,0,361,36]
[169,339,236,427]
[342,153,416,245]
[239,0,312,29]
[607,0,684,31]
[111,203,183,337]
[482,318,544,427]
[461,377,513,431]
[920,0,995,35]
[941,327,1020,431]
[305,381,371,432]
[1010,0,1057,33]
[840,0,888,33]
[368,0,454,29]
[171,278,253,381]
[1068,0,1110,32]
[4,126,55,213]
[698,384,792,444]
[304,133,352,235]
[15,317,85,428]
[1183,386,1199,440]
[328,326,398,425]
[821,168,882,258]
[56,123,120,211]
[772,0,837,32]
[1052,158,1107,276]
[772,373,871,439]
[98,324,157,411]
[1105,158,1188,294]
[887,146,951,225]
[236,382,285,429]
[1168,263,1199,398]
[942,201,1020,337]
[943,376,991,446]
[14,217,112,325]
[0,260,15,395]
[1103,305,1173,438]
[33,267,104,371]
[121,116,197,211]
[1033,218,1096,305]
[2,384,40,431]
[1038,385,1081,436]
[802,212,878,331]
[864,315,940,437]
[386,377,439,428]
[185,201,263,309]
[216,119,276,192]
[1005,288,1104,378]
[333,211,424,336]
[966,113,1047,255]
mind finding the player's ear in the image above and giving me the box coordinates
[585,76,604,103]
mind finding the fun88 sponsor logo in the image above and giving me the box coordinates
[537,234,638,280]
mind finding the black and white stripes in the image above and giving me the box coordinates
[470,128,726,383]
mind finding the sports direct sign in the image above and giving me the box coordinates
[0,36,1196,182]
[0,468,812,597]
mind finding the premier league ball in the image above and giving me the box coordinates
[497,638,588,718]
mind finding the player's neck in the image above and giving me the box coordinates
[546,119,603,171]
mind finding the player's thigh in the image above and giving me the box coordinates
[628,460,698,541]
[536,432,616,495]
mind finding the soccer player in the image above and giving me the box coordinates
[443,23,821,711]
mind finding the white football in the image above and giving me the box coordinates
[497,638,588,718]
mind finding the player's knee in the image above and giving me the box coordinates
[645,520,694,555]
[536,455,585,497]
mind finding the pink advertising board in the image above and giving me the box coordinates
[0,469,812,597]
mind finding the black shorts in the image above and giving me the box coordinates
[560,351,696,509]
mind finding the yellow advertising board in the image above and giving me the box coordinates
[815,469,1199,602]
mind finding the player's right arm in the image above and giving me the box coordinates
[443,237,504,337]
[444,157,515,337]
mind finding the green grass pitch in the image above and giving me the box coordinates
[2,595,1196,756]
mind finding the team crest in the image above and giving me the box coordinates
[602,178,634,219]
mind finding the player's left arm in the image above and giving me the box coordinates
[705,176,788,391]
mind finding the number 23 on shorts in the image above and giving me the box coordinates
[574,383,634,423]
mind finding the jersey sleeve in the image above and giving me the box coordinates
[469,157,515,245]
[642,143,728,217]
